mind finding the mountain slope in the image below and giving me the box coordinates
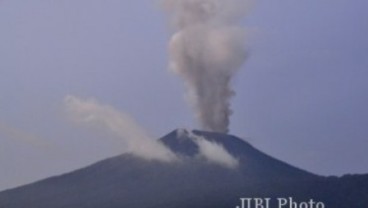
[161,129,315,179]
[0,129,367,208]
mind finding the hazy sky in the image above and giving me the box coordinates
[0,0,367,191]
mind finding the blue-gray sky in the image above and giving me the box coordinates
[0,0,367,190]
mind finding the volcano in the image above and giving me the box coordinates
[0,129,367,208]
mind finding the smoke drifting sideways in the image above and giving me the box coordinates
[64,95,177,162]
[162,0,249,133]
[64,95,239,168]
[183,130,239,168]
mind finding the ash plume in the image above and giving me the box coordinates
[186,130,239,168]
[64,95,178,162]
[162,0,249,133]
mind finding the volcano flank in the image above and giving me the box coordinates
[0,129,367,208]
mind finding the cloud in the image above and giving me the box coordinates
[64,95,177,162]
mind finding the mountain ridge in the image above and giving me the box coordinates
[0,129,367,208]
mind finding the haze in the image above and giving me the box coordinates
[0,0,367,191]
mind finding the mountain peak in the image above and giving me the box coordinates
[160,128,315,179]
[160,128,254,157]
[1,129,367,208]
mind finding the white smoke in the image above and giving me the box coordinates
[188,131,239,168]
[63,96,238,168]
[64,95,177,162]
[162,0,249,133]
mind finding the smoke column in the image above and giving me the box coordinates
[162,0,248,133]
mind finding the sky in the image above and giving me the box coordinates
[0,0,367,191]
